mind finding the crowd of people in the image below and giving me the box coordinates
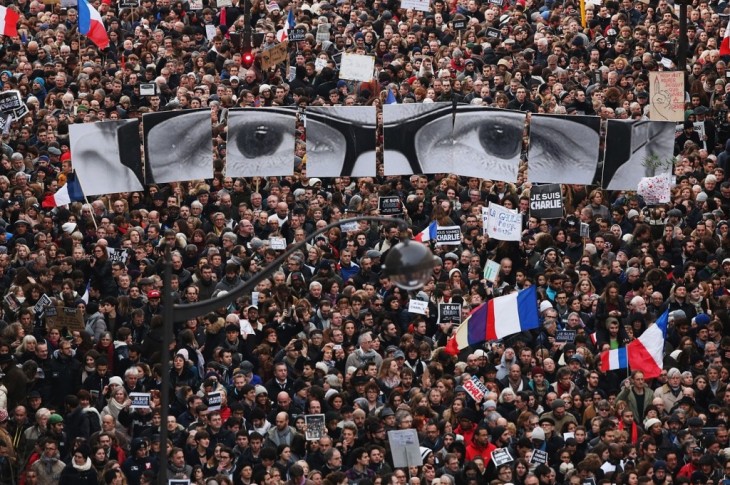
[0,0,726,484]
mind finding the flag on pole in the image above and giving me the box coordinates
[78,0,109,49]
[414,221,437,243]
[600,309,668,378]
[42,174,84,208]
[445,286,539,354]
[0,6,19,38]
[287,7,296,28]
[722,16,730,56]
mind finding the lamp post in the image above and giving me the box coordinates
[157,216,440,482]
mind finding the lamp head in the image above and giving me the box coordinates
[383,239,439,291]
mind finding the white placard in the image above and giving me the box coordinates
[207,391,222,411]
[400,0,431,11]
[435,225,462,246]
[485,203,522,241]
[252,292,259,307]
[316,24,331,42]
[130,392,151,409]
[315,58,327,73]
[483,259,500,282]
[341,220,359,233]
[270,237,286,250]
[388,429,423,468]
[408,299,428,315]
[340,53,376,82]
[206,24,217,41]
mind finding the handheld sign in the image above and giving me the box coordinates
[530,449,549,465]
[33,294,53,315]
[435,225,462,246]
[530,184,563,219]
[207,391,222,411]
[463,375,489,402]
[486,27,501,38]
[438,303,461,324]
[388,429,423,468]
[378,196,402,215]
[106,247,129,265]
[269,237,287,250]
[491,448,514,466]
[130,392,151,409]
[485,204,522,241]
[555,330,576,343]
[453,19,467,30]
[305,414,326,440]
[340,53,376,82]
[288,28,307,41]
[483,259,500,282]
[46,305,85,331]
[408,299,428,315]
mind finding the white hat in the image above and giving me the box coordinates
[109,376,123,387]
[176,349,189,360]
[531,427,545,441]
[62,222,77,234]
[539,301,553,313]
[315,362,329,373]
[645,418,662,429]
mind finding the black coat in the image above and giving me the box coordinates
[59,460,99,485]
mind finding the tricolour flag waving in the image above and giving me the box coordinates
[78,0,109,49]
[445,286,539,355]
[600,309,668,378]
[722,16,730,56]
[0,6,19,38]
[42,174,85,208]
[414,221,437,243]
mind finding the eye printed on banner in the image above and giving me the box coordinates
[305,106,377,177]
[69,120,144,196]
[226,107,298,178]
[452,106,525,182]
[143,109,214,184]
[527,114,601,185]
[382,102,453,175]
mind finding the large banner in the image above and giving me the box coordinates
[143,109,213,183]
[602,120,675,190]
[306,106,377,177]
[453,107,525,182]
[382,103,453,175]
[527,114,600,184]
[69,120,144,196]
[226,107,297,177]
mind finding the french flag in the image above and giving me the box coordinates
[385,89,398,104]
[276,9,295,42]
[722,17,730,56]
[0,6,19,38]
[78,0,109,49]
[42,175,84,208]
[600,309,668,378]
[446,286,539,354]
[414,221,437,243]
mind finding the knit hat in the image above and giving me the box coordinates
[62,222,77,234]
[49,414,63,425]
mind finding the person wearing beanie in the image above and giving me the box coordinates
[59,443,97,485]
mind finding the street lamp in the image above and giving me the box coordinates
[157,216,440,482]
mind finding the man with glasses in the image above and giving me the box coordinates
[30,437,65,483]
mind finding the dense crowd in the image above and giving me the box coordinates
[0,0,726,484]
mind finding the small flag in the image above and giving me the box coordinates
[0,6,19,38]
[78,0,109,49]
[722,17,730,56]
[600,309,668,378]
[287,7,296,28]
[385,89,397,104]
[81,281,91,304]
[414,221,437,243]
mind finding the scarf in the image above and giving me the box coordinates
[357,348,379,363]
[618,420,638,444]
[40,454,59,474]
[106,397,126,419]
[73,457,92,471]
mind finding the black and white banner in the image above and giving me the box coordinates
[382,102,453,175]
[435,225,462,246]
[69,120,145,196]
[226,107,297,177]
[528,114,600,184]
[306,106,377,177]
[143,109,213,183]
[602,120,675,190]
[529,184,563,219]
